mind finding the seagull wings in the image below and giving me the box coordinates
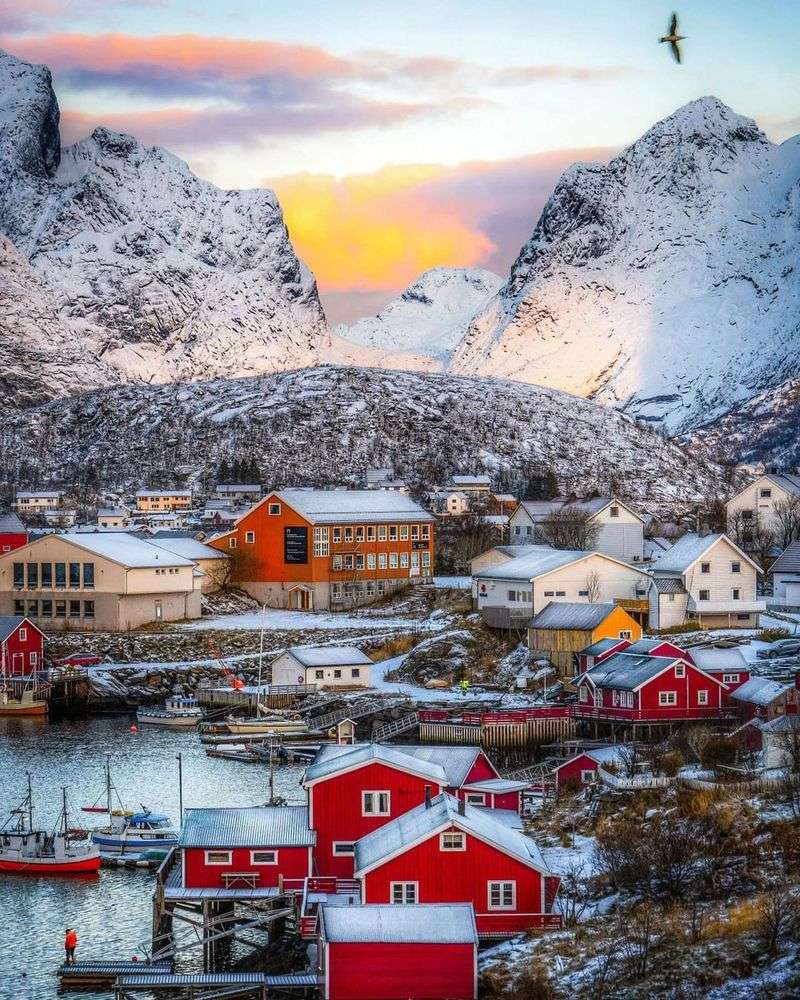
[670,40,682,63]
[669,12,678,35]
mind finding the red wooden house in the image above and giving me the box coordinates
[554,745,630,790]
[303,744,520,877]
[575,651,729,722]
[0,514,27,555]
[178,806,314,889]
[318,903,478,1000]
[576,636,631,672]
[353,793,560,937]
[0,616,45,676]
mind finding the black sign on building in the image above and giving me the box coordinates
[284,526,309,564]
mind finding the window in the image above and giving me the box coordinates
[378,525,387,541]
[555,590,566,597]
[362,791,390,816]
[26,600,38,617]
[659,691,677,706]
[268,503,281,515]
[228,537,237,549]
[27,563,38,588]
[83,563,95,588]
[41,563,52,587]
[619,630,632,639]
[355,554,365,570]
[245,531,255,544]
[421,552,430,568]
[69,600,81,618]
[84,601,95,619]
[343,554,354,570]
[465,792,485,805]
[19,627,27,641]
[723,673,740,684]
[741,509,754,520]
[421,525,430,540]
[314,669,324,680]
[333,669,341,679]
[578,589,589,597]
[440,831,466,850]
[55,600,66,618]
[488,881,516,910]
[367,553,376,569]
[332,527,342,543]
[205,850,232,865]
[41,600,52,618]
[411,525,419,539]
[351,668,360,678]
[698,589,710,601]
[367,525,376,541]
[411,552,419,569]
[610,506,620,517]
[732,588,741,600]
[344,527,353,543]
[731,561,741,574]
[543,590,554,597]
[399,525,408,540]
[737,614,750,621]
[399,552,409,569]
[700,562,710,574]
[581,769,595,783]
[760,488,772,499]
[389,553,398,569]
[508,590,517,602]
[55,563,66,588]
[13,600,23,616]
[332,554,343,571]
[391,882,417,904]
[332,842,355,856]
[675,663,685,678]
[378,553,387,569]
[579,686,589,702]
[668,593,676,603]
[250,850,277,865]
[69,562,80,587]
[697,690,708,705]
[13,563,24,588]
[29,652,38,667]
[389,525,398,540]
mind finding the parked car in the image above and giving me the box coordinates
[756,638,800,660]
[54,654,102,668]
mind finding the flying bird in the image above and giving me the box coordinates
[660,12,686,64]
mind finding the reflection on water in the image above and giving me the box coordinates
[0,714,304,1000]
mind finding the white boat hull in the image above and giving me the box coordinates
[136,713,200,728]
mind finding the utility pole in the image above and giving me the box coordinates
[176,753,184,826]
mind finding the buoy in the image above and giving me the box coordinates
[130,725,138,733]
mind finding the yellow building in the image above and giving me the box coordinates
[136,490,193,512]
[527,601,642,676]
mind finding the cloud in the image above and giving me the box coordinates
[270,147,616,324]
[0,1,159,34]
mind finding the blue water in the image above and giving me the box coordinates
[0,715,305,999]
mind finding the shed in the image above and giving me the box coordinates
[527,601,642,674]
[271,646,373,689]
[730,676,797,721]
[319,903,478,1000]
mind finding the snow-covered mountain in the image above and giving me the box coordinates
[339,268,502,367]
[450,98,800,434]
[0,48,327,394]
[1,365,722,508]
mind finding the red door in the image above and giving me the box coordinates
[11,652,24,674]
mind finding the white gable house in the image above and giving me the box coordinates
[271,646,373,689]
[509,497,645,564]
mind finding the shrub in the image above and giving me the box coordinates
[757,627,791,643]
[661,750,684,777]
[700,736,738,772]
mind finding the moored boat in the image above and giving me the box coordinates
[87,759,179,857]
[0,644,48,716]
[0,778,100,875]
[136,695,203,728]
[224,714,308,736]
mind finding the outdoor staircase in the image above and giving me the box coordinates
[372,712,419,742]
[305,698,408,734]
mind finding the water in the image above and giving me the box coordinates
[0,715,305,1000]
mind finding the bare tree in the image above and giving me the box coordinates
[558,857,592,927]
[618,902,655,980]
[728,510,776,569]
[755,889,797,956]
[772,496,800,551]
[585,568,602,603]
[617,744,641,778]
[538,508,600,550]
[684,725,715,765]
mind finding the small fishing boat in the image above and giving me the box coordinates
[87,759,180,859]
[224,714,308,736]
[136,695,203,728]
[0,777,100,875]
[0,646,48,716]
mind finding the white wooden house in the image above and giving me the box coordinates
[271,646,373,689]
[726,473,800,536]
[509,497,645,564]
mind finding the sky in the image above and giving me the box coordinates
[1,1,798,324]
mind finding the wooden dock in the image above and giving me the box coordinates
[58,961,172,988]
[114,971,321,999]
[418,708,576,748]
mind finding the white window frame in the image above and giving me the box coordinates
[19,628,27,641]
[204,850,232,865]
[313,527,329,557]
[228,537,237,549]
[619,630,632,639]
[362,790,391,816]
[245,530,255,544]
[732,588,741,600]
[488,881,516,910]
[675,663,685,678]
[731,561,741,574]
[700,562,711,574]
[390,881,418,904]
[421,552,430,568]
[723,673,740,684]
[399,552,409,569]
[250,850,277,865]
[332,842,355,856]
[698,589,710,601]
[697,690,709,705]
[659,691,677,706]
[465,792,485,805]
[268,503,281,515]
[367,553,376,569]
[581,769,595,783]
[389,552,398,569]
[378,553,387,569]
[378,525,387,541]
[440,831,466,851]
[399,525,409,540]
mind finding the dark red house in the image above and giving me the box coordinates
[0,514,27,555]
[0,616,45,676]
[178,806,314,889]
[575,651,729,721]
[353,793,560,937]
[318,903,478,1000]
[303,744,514,877]
[553,745,630,790]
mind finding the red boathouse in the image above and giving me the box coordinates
[318,903,478,1000]
[0,514,27,555]
[0,616,45,676]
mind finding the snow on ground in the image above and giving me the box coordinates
[181,609,444,632]
[541,833,598,878]
[366,652,504,703]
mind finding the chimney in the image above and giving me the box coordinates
[424,785,432,808]
[457,797,465,816]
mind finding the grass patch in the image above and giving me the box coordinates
[369,633,417,661]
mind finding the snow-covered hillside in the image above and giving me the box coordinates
[0,48,327,396]
[1,366,722,507]
[451,98,800,434]
[339,268,502,366]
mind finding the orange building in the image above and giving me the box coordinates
[136,490,193,512]
[209,489,436,610]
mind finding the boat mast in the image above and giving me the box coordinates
[27,771,34,833]
[268,736,275,805]
[106,755,112,823]
[256,605,266,716]
[61,786,68,837]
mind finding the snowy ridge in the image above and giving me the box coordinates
[450,97,800,434]
[1,365,722,507]
[339,268,503,366]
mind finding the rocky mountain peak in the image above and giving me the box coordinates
[0,49,60,178]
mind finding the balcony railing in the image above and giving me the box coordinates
[573,704,736,721]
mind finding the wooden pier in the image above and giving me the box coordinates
[197,684,315,712]
[58,961,172,989]
[418,708,576,748]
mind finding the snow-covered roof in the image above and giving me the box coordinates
[452,475,491,486]
[650,532,757,576]
[688,646,750,672]
[529,601,618,631]
[462,778,528,794]
[730,676,790,705]
[0,513,25,532]
[471,806,524,830]
[215,484,261,492]
[272,489,434,525]
[580,636,628,657]
[179,806,314,848]
[473,546,590,582]
[148,537,229,562]
[586,745,632,766]
[765,472,800,496]
[136,489,192,497]
[320,903,477,944]
[59,531,195,568]
[0,616,42,642]
[303,744,448,786]
[305,743,484,788]
[97,507,128,518]
[353,793,550,875]
[518,496,643,523]
[287,646,373,667]
[761,714,800,734]
[581,652,681,691]
[16,490,63,499]
[623,638,671,655]
[770,541,800,575]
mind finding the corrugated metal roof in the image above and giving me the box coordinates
[650,533,725,574]
[288,645,373,667]
[0,513,25,533]
[583,653,679,691]
[59,531,195,568]
[623,639,668,654]
[304,744,448,785]
[60,962,172,976]
[179,805,314,847]
[116,973,266,986]
[652,577,686,594]
[730,676,790,706]
[770,541,800,575]
[148,537,229,562]
[471,806,524,830]
[766,473,800,496]
[391,745,483,787]
[321,903,477,944]
[275,489,435,524]
[529,601,617,631]
[474,546,590,582]
[580,637,628,656]
[354,793,550,875]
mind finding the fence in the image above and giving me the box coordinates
[678,773,800,795]
[596,766,673,790]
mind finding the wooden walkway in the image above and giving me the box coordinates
[58,961,172,988]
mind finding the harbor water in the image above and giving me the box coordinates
[0,714,305,1000]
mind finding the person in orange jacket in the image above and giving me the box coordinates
[64,928,78,965]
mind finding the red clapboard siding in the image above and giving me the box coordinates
[310,762,440,877]
[1,619,44,676]
[326,941,475,1000]
[638,662,723,712]
[555,753,600,789]
[183,845,311,889]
